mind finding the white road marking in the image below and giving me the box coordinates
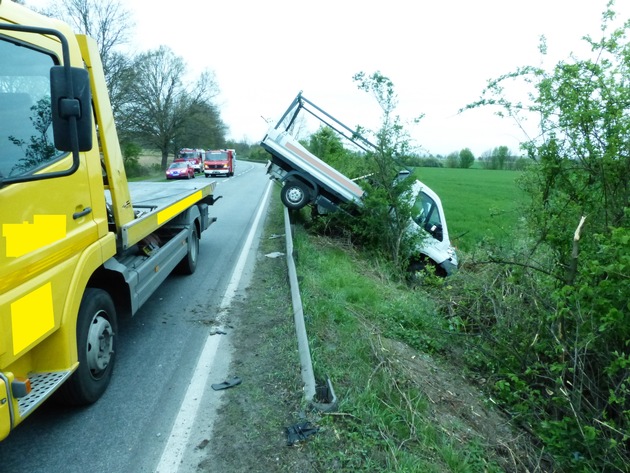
[155,180,273,473]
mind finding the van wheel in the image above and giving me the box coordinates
[176,223,199,275]
[281,180,310,210]
[407,259,447,281]
[57,288,117,405]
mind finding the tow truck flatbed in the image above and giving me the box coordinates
[107,180,218,249]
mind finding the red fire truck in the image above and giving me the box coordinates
[176,148,204,174]
[203,149,235,177]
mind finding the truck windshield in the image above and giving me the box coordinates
[0,37,62,180]
[205,152,227,161]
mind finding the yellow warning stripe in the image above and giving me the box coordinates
[157,191,202,225]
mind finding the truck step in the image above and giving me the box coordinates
[17,371,73,418]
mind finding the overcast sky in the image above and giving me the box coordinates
[25,0,630,156]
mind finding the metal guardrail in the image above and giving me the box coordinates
[283,207,337,412]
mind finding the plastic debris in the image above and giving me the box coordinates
[265,251,285,258]
[285,422,318,446]
[211,377,242,391]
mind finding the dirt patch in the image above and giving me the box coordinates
[197,244,316,472]
[378,337,542,472]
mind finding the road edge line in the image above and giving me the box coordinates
[155,179,273,473]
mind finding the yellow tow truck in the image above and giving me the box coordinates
[0,1,218,441]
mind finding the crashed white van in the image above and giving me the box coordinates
[407,179,458,276]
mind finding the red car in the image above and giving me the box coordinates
[165,161,195,180]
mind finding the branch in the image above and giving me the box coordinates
[471,258,560,280]
[566,215,587,286]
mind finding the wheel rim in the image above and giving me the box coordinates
[86,312,114,379]
[286,186,304,204]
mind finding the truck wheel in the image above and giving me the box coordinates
[176,223,199,275]
[281,180,310,210]
[57,288,117,405]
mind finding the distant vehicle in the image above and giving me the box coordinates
[166,161,195,179]
[176,148,203,173]
[204,149,235,177]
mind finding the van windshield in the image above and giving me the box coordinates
[412,192,444,241]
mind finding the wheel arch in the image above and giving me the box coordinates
[87,265,132,318]
[407,253,448,278]
[282,170,319,196]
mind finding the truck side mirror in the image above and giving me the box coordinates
[50,65,93,152]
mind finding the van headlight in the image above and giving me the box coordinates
[448,247,458,266]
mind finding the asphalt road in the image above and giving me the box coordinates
[0,160,272,473]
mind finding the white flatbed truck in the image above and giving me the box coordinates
[261,92,458,275]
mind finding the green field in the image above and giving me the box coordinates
[412,168,527,252]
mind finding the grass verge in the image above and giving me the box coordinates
[201,193,540,472]
[294,227,536,472]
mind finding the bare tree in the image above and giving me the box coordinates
[123,46,221,169]
[42,0,134,120]
[48,0,133,75]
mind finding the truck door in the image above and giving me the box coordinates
[0,34,98,368]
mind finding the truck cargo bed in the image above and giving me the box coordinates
[106,180,216,249]
[262,127,364,209]
[261,92,374,213]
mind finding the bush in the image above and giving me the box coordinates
[416,156,444,167]
[457,8,630,469]
[438,224,630,471]
[122,141,143,177]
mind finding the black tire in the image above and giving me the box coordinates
[281,180,310,210]
[176,223,199,275]
[57,288,117,405]
[407,259,447,281]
